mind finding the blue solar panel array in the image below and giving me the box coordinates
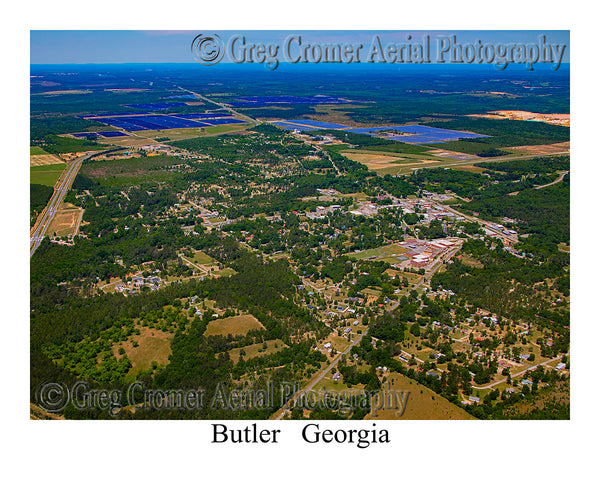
[174,113,234,120]
[272,120,490,144]
[98,131,129,137]
[71,132,98,138]
[345,125,490,144]
[89,114,246,132]
[201,118,246,126]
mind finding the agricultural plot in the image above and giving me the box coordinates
[30,163,66,187]
[30,146,48,155]
[507,141,570,155]
[342,151,441,172]
[204,314,265,337]
[30,153,65,167]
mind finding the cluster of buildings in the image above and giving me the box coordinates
[114,274,163,295]
[306,204,343,219]
[399,197,464,223]
[398,237,457,268]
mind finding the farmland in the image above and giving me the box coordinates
[30,163,66,187]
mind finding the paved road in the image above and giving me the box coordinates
[176,86,257,125]
[434,199,519,245]
[272,242,461,420]
[30,152,92,257]
[273,328,368,420]
[411,151,570,171]
[472,352,570,390]
[535,170,569,189]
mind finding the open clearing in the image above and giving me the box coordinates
[113,326,173,378]
[364,372,475,420]
[130,124,250,142]
[341,150,444,175]
[212,267,236,277]
[349,243,409,262]
[228,339,288,363]
[507,141,570,155]
[33,89,92,95]
[30,163,66,186]
[187,251,216,265]
[30,146,48,155]
[47,205,83,236]
[204,314,265,337]
[30,153,65,167]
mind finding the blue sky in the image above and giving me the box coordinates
[31,30,569,64]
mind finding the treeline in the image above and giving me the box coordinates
[466,177,570,255]
[30,183,53,221]
[430,239,570,329]
[30,116,104,140]
[476,155,569,175]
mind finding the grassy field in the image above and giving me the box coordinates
[131,123,251,142]
[30,146,48,155]
[30,163,66,187]
[348,243,409,262]
[341,150,444,175]
[30,154,65,167]
[228,339,287,363]
[113,326,173,379]
[204,314,265,337]
[80,155,180,186]
[363,372,475,420]
[47,206,83,236]
[187,251,216,265]
[212,267,236,277]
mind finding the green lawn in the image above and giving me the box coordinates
[213,268,236,277]
[187,251,216,265]
[30,164,66,187]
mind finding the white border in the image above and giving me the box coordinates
[2,0,597,477]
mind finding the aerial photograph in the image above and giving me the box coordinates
[30,30,570,421]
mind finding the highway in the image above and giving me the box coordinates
[30,152,92,257]
[175,86,258,126]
